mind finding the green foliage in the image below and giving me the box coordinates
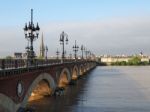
[111,56,149,66]
[128,56,141,65]
[37,56,44,59]
[141,61,149,65]
[5,56,13,59]
[111,61,127,66]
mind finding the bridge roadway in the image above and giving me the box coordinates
[0,59,96,112]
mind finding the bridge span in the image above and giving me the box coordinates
[0,59,96,112]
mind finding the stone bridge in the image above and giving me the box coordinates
[0,59,96,112]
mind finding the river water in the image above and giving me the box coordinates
[29,66,150,112]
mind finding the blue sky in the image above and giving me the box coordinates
[1,0,150,25]
[0,0,150,57]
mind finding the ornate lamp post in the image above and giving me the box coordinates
[25,41,30,59]
[45,45,48,60]
[87,50,90,59]
[24,9,40,64]
[56,48,60,59]
[59,31,68,62]
[81,45,84,59]
[73,40,79,60]
[88,51,91,60]
[85,48,88,60]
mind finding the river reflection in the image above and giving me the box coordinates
[28,66,150,112]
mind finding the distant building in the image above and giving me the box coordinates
[100,55,150,65]
[22,52,28,59]
[101,57,130,64]
[14,53,22,59]
[141,57,149,62]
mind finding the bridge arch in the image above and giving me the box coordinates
[90,62,95,69]
[83,63,87,71]
[58,68,71,87]
[72,65,79,79]
[79,64,85,75]
[86,63,90,71]
[0,93,17,112]
[20,73,56,108]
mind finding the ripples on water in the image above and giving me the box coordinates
[29,66,150,112]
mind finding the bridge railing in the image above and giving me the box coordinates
[0,59,26,69]
[34,59,61,66]
[0,59,61,70]
[0,58,95,70]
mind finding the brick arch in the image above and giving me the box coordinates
[86,63,90,71]
[20,73,56,109]
[72,65,79,79]
[0,93,18,112]
[79,64,85,75]
[58,68,71,87]
[87,63,90,70]
[90,62,95,69]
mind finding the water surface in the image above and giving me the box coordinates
[29,66,150,112]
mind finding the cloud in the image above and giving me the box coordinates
[0,16,150,57]
[42,16,150,55]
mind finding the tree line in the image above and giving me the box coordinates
[111,56,149,66]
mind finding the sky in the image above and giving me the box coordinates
[0,0,150,57]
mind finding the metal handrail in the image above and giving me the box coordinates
[0,59,93,70]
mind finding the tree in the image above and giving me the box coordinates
[128,56,141,65]
[5,56,13,59]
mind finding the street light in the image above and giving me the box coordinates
[87,51,91,60]
[85,48,88,60]
[56,48,60,59]
[45,45,48,60]
[87,50,90,60]
[81,45,85,59]
[59,31,68,62]
[25,40,30,59]
[73,40,79,60]
[24,9,40,64]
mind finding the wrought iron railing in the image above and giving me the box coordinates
[0,59,89,70]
